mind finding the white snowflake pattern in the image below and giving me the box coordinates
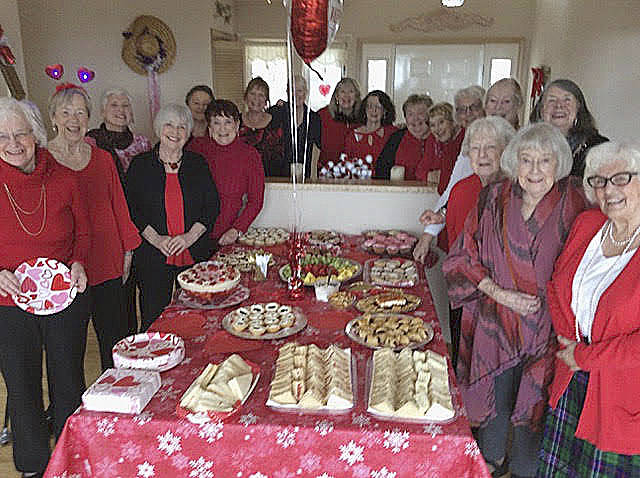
[120,440,142,460]
[423,423,443,438]
[248,473,268,478]
[186,412,212,425]
[157,430,182,456]
[133,411,154,426]
[370,467,396,478]
[198,420,224,443]
[192,335,207,343]
[316,474,334,478]
[276,426,299,449]
[162,377,176,386]
[239,412,258,426]
[299,452,321,472]
[464,441,481,458]
[339,440,364,466]
[301,325,320,336]
[351,464,372,478]
[156,385,181,402]
[96,417,118,437]
[351,413,370,428]
[137,461,155,477]
[382,429,410,454]
[182,356,193,365]
[171,453,191,470]
[314,419,334,436]
[189,456,214,478]
[52,472,81,478]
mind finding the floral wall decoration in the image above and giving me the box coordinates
[389,9,494,33]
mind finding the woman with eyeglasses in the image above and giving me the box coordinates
[443,124,588,478]
[538,141,640,476]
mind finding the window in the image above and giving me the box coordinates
[490,58,512,85]
[245,42,347,111]
[367,59,387,93]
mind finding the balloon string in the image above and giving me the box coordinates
[307,63,324,81]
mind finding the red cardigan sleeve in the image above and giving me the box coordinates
[105,149,141,252]
[231,148,265,233]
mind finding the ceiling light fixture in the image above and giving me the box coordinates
[442,0,464,6]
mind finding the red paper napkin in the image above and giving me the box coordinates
[150,313,206,339]
[206,330,263,353]
[307,310,354,331]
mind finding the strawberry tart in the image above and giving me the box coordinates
[177,261,241,301]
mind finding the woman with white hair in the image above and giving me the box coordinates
[48,84,141,370]
[454,85,486,129]
[86,87,151,183]
[443,123,588,478]
[126,104,219,330]
[0,97,90,478]
[539,142,640,476]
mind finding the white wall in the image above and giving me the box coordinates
[17,0,217,139]
[0,0,27,95]
[529,0,640,141]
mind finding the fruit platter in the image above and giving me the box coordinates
[279,253,361,286]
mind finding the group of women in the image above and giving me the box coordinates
[0,71,634,478]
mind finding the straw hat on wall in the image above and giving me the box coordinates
[122,15,176,75]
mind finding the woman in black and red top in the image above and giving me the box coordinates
[126,104,219,331]
[0,97,90,477]
[239,77,284,177]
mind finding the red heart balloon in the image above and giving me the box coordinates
[319,84,331,96]
[45,64,64,80]
[290,0,343,65]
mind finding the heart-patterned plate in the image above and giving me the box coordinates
[112,332,185,372]
[12,257,77,315]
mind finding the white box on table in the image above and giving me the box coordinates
[82,368,161,414]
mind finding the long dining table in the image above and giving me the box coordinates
[44,235,489,478]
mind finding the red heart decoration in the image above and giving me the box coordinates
[21,277,37,293]
[17,264,26,274]
[36,260,44,267]
[319,84,331,96]
[113,376,140,387]
[77,67,95,83]
[51,273,71,291]
[133,341,149,349]
[45,64,64,80]
[44,300,54,310]
[150,347,174,356]
[98,375,116,385]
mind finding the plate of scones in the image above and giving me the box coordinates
[222,302,307,340]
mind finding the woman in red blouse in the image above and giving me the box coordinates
[239,77,285,177]
[0,97,90,477]
[126,104,219,330]
[417,102,464,195]
[188,99,265,246]
[343,90,397,176]
[47,84,141,370]
[317,77,362,172]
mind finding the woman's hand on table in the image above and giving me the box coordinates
[219,228,240,246]
[413,233,434,262]
[70,262,88,293]
[122,251,133,284]
[419,209,445,226]
[478,277,541,316]
[0,269,20,297]
[557,335,581,371]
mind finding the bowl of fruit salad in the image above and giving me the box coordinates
[279,253,361,286]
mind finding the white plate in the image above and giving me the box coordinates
[12,257,77,315]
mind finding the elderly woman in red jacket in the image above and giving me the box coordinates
[539,141,640,477]
[0,97,90,478]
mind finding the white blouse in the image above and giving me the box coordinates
[571,225,636,342]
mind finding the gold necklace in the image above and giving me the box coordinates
[3,183,47,236]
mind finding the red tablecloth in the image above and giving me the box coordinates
[45,237,489,478]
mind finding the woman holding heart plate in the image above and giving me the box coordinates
[0,97,91,478]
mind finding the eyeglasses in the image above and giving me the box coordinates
[456,103,482,114]
[586,172,639,189]
[0,130,33,145]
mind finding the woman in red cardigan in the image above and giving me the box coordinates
[0,97,90,478]
[539,141,640,476]
[47,84,141,369]
[188,99,265,245]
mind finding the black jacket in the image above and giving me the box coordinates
[125,145,220,262]
[374,128,408,179]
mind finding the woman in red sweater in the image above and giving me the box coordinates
[317,77,361,172]
[188,99,265,245]
[539,141,640,476]
[0,97,90,478]
[47,84,141,369]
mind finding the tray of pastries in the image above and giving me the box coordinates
[238,227,290,247]
[345,313,433,350]
[267,343,354,412]
[368,348,455,423]
[328,291,357,309]
[361,230,418,256]
[355,290,421,313]
[177,354,260,420]
[364,258,420,288]
[222,302,306,340]
[213,247,277,273]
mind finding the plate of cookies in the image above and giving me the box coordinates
[355,290,421,314]
[345,313,433,350]
[222,302,307,340]
[364,258,420,288]
[238,227,290,247]
[213,248,278,273]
